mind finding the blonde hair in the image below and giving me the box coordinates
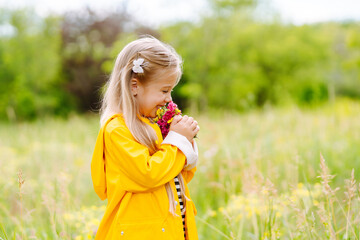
[100,36,188,216]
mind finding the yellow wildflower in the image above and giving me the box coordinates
[207,210,217,217]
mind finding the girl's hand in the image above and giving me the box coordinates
[170,115,200,142]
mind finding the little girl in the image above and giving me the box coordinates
[91,36,200,240]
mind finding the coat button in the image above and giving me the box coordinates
[121,231,124,235]
[175,201,178,206]
[162,228,165,232]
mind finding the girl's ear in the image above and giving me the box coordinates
[131,78,139,96]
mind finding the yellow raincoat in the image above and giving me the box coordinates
[91,114,198,240]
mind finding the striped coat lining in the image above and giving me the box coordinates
[174,176,186,239]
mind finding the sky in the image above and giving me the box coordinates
[0,0,359,26]
[271,0,360,25]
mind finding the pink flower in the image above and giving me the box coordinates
[154,101,182,138]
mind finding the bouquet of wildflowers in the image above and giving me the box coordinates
[154,101,182,138]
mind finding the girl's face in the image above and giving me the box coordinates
[133,70,178,118]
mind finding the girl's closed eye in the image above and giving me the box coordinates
[162,89,173,93]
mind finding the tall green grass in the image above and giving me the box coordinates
[0,99,359,239]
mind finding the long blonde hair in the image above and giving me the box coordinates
[100,36,188,216]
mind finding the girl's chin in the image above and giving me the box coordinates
[140,109,157,118]
[150,109,159,118]
[144,112,156,118]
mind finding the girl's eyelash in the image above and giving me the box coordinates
[162,89,173,93]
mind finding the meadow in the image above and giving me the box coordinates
[1,99,360,240]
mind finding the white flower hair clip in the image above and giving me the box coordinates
[132,58,144,73]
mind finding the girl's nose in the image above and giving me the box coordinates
[165,95,172,103]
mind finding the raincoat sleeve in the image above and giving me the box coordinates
[106,124,187,191]
[181,167,197,184]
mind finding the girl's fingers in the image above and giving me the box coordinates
[194,126,200,136]
[179,116,199,135]
[172,115,182,124]
[181,115,194,125]
[191,121,198,130]
[178,115,189,125]
[192,128,199,138]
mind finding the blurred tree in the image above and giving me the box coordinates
[161,1,359,112]
[337,22,360,99]
[0,8,73,121]
[209,0,258,14]
[1,3,359,120]
[61,7,130,112]
[162,19,330,110]
[61,6,159,112]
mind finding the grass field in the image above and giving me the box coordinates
[1,99,360,239]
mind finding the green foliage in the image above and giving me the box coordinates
[338,23,360,98]
[1,5,360,120]
[161,14,360,112]
[0,8,74,121]
[209,0,258,14]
